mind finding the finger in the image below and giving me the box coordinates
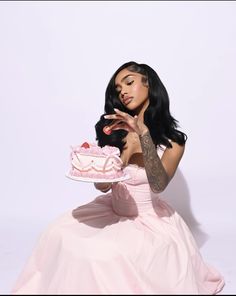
[103,120,124,135]
[111,122,131,132]
[114,108,130,118]
[109,120,124,130]
[103,126,112,135]
[112,126,130,132]
[104,114,123,120]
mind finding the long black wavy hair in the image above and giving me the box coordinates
[95,61,187,153]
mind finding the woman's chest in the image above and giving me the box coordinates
[121,134,144,167]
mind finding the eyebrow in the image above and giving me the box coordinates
[115,74,134,88]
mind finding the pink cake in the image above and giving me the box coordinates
[67,142,125,181]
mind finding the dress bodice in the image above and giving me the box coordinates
[121,144,165,186]
[111,146,166,217]
[124,164,149,185]
[111,164,159,217]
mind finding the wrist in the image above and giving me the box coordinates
[138,128,149,137]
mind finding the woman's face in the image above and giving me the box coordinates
[114,68,149,113]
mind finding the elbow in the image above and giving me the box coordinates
[150,185,167,194]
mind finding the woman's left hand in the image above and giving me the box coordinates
[103,108,148,136]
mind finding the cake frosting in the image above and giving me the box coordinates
[67,142,125,181]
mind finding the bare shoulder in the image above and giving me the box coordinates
[160,141,185,180]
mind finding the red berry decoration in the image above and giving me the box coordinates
[81,142,90,148]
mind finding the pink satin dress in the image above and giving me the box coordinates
[12,164,225,294]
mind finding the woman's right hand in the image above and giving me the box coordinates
[94,182,112,193]
[103,108,148,136]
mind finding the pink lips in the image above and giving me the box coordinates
[123,97,133,105]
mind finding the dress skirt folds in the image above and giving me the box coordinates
[12,164,225,294]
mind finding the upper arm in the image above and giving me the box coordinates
[160,141,185,181]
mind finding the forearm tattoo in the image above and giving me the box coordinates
[139,130,169,193]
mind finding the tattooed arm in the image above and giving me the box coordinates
[139,130,169,193]
[139,130,185,193]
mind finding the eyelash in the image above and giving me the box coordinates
[116,80,134,94]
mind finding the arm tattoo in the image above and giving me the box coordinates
[139,130,169,193]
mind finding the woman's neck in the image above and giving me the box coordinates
[134,99,149,121]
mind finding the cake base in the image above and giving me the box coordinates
[65,173,131,183]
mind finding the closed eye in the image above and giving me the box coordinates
[115,80,134,94]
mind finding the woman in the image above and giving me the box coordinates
[12,61,225,294]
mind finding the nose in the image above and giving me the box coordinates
[120,89,128,98]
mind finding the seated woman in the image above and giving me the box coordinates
[12,61,225,294]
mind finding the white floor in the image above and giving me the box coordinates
[200,231,236,295]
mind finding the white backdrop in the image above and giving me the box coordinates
[0,1,235,293]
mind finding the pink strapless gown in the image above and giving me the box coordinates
[12,165,225,294]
